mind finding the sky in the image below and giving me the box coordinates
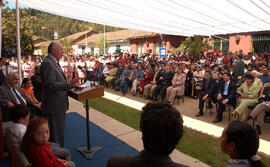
[4,1,27,9]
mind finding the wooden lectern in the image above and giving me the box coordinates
[68,85,104,159]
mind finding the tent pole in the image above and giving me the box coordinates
[0,2,2,58]
[103,24,105,54]
[16,0,22,82]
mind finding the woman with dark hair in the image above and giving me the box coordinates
[232,74,259,120]
[220,121,265,167]
[21,78,40,105]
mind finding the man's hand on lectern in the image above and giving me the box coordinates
[69,77,79,88]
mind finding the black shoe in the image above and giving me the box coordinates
[195,112,204,117]
[207,102,212,109]
[212,118,221,123]
[256,125,262,135]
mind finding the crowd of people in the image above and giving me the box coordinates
[0,43,269,166]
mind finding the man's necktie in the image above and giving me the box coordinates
[223,82,228,95]
[12,88,26,105]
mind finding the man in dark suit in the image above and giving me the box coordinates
[195,71,218,117]
[232,54,245,82]
[213,72,236,123]
[40,42,78,147]
[0,72,41,122]
[107,103,187,167]
[153,65,170,101]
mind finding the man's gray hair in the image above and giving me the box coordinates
[48,42,58,54]
[7,72,18,80]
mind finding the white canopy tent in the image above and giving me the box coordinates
[2,0,270,81]
[6,0,270,36]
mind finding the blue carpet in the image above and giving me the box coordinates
[65,112,139,167]
[0,158,8,167]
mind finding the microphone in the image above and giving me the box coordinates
[78,66,99,87]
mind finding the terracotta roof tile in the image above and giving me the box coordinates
[75,29,157,45]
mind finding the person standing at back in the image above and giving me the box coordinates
[40,42,78,147]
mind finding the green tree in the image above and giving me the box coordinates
[2,6,34,57]
[23,8,122,40]
[60,39,73,54]
[171,35,211,55]
[95,36,108,54]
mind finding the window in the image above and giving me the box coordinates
[252,34,270,54]
[155,42,162,55]
[213,37,229,53]
[116,45,121,53]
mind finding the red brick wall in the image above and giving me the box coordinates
[229,34,251,54]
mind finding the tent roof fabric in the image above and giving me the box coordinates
[8,0,270,36]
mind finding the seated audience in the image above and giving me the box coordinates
[105,63,117,87]
[131,65,144,95]
[153,65,171,101]
[232,74,260,120]
[143,65,161,100]
[213,73,236,123]
[258,66,270,85]
[119,64,131,95]
[166,67,186,105]
[21,116,75,167]
[195,71,218,117]
[7,104,72,160]
[110,63,123,89]
[220,121,265,167]
[139,67,153,95]
[0,72,41,121]
[21,78,40,105]
[6,104,30,140]
[243,82,270,135]
[107,102,187,167]
[118,64,130,93]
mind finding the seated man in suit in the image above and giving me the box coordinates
[0,72,41,122]
[6,104,71,160]
[195,71,218,117]
[213,72,236,123]
[143,65,163,100]
[153,65,172,102]
[107,102,187,167]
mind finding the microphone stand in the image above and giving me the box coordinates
[75,65,102,159]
